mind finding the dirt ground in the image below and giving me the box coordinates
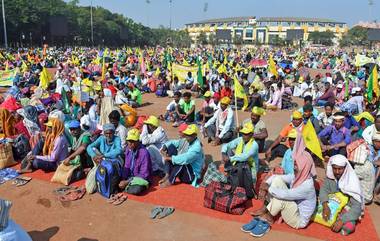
[1,93,379,241]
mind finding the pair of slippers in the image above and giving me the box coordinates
[11,176,32,187]
[107,193,128,206]
[150,206,175,219]
[54,186,86,202]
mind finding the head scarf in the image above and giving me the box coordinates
[326,155,362,204]
[292,150,315,188]
[43,118,65,156]
[17,105,40,136]
[103,123,115,132]
[0,108,16,137]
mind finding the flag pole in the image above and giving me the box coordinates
[234,73,239,137]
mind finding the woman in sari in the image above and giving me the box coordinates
[19,118,69,173]
[0,108,17,139]
[16,105,41,147]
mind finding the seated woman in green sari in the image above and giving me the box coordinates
[62,120,92,170]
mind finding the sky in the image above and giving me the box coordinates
[76,0,379,29]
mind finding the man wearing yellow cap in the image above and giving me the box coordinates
[222,122,259,186]
[204,96,235,145]
[159,124,204,188]
[197,91,218,125]
[118,129,152,195]
[241,107,268,153]
[265,111,304,162]
[140,115,168,172]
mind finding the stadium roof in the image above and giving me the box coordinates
[186,16,254,25]
[186,16,346,25]
[258,17,346,24]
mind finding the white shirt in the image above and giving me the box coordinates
[345,96,364,114]
[363,124,378,145]
[166,100,178,111]
[116,124,129,149]
[140,125,168,149]
[300,82,313,98]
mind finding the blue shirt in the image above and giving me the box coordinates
[87,135,123,159]
[168,138,204,180]
[221,137,259,170]
[281,149,294,175]
[318,125,351,148]
[344,116,359,129]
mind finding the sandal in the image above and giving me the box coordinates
[156,207,175,219]
[53,186,78,196]
[107,193,124,204]
[12,177,32,187]
[59,187,86,202]
[113,193,128,206]
[150,206,163,219]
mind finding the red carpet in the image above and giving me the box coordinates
[12,164,379,241]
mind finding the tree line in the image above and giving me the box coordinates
[0,0,192,48]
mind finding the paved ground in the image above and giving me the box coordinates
[1,93,379,241]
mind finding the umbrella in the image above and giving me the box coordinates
[249,59,267,68]
[279,60,293,69]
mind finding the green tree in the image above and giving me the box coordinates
[308,30,335,46]
[270,35,285,46]
[197,32,208,45]
[340,26,369,47]
[233,34,243,45]
[0,0,191,47]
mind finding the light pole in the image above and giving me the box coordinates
[1,0,7,48]
[90,0,94,46]
[369,0,374,23]
[169,0,172,30]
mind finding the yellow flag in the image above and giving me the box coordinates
[217,64,227,74]
[39,67,52,90]
[233,75,248,111]
[101,49,109,81]
[155,67,160,77]
[5,61,8,71]
[21,61,28,73]
[269,55,278,78]
[302,120,323,160]
[373,66,380,99]
[183,59,190,66]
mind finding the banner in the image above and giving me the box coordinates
[0,69,16,87]
[172,63,197,82]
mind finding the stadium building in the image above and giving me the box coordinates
[185,16,348,44]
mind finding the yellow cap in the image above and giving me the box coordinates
[287,129,297,139]
[298,76,304,83]
[143,115,159,127]
[182,124,198,136]
[240,122,254,134]
[292,111,303,119]
[126,128,140,141]
[252,106,266,116]
[220,97,231,105]
[203,91,212,98]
